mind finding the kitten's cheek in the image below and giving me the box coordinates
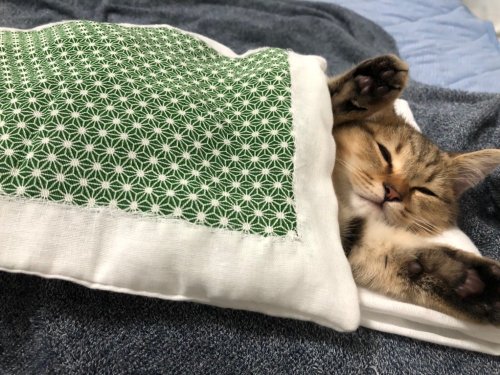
[349,192,370,215]
[350,192,384,218]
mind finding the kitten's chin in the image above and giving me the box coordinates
[350,193,408,229]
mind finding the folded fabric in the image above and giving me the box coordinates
[0,21,359,332]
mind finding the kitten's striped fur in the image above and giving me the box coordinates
[329,55,500,325]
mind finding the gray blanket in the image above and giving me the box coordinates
[1,0,499,373]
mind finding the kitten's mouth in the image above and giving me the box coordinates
[358,194,384,210]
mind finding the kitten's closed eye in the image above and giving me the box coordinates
[413,187,438,197]
[377,143,392,165]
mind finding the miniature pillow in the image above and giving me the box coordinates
[0,21,359,331]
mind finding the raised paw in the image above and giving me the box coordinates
[406,248,500,325]
[329,54,409,123]
[352,54,408,106]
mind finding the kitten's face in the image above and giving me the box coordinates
[333,120,457,235]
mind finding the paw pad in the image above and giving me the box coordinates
[455,269,485,298]
[352,55,407,102]
[407,260,423,278]
[491,265,500,278]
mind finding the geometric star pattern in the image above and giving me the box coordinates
[0,21,296,237]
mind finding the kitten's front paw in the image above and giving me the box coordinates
[407,249,500,325]
[453,262,500,324]
[352,54,408,106]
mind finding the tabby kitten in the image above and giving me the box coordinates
[328,55,500,325]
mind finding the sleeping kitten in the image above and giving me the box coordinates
[328,55,500,325]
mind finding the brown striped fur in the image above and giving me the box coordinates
[329,55,500,325]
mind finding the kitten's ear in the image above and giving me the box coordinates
[450,149,500,196]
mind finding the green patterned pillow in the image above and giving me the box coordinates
[0,21,359,331]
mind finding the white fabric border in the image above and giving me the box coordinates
[0,22,360,331]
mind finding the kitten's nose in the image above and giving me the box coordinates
[383,183,402,202]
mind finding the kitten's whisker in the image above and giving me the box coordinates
[396,207,438,235]
[337,159,374,186]
[406,213,438,234]
[336,158,360,173]
[412,217,435,231]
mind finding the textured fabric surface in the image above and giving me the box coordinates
[0,20,359,333]
[0,21,296,236]
[1,0,500,373]
[312,0,500,93]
